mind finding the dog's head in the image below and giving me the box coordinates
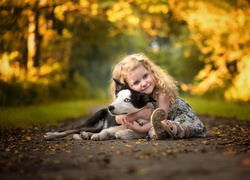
[108,89,156,116]
[113,78,128,96]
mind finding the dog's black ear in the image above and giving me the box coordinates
[149,96,157,103]
[113,78,127,95]
[137,92,156,103]
[143,94,156,103]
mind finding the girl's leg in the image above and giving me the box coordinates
[161,120,190,139]
[161,113,206,139]
[149,108,169,140]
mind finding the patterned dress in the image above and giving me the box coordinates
[166,97,207,138]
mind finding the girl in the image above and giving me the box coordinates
[109,53,206,140]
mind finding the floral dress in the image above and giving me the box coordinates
[166,97,207,138]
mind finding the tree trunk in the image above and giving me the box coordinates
[27,9,40,69]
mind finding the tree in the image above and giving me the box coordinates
[1,0,249,105]
[172,0,250,101]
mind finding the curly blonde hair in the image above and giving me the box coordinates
[109,53,178,103]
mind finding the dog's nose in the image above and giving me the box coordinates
[108,105,114,112]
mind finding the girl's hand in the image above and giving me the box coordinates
[126,104,152,123]
[121,118,141,131]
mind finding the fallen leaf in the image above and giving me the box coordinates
[125,144,133,148]
[201,140,210,145]
[242,158,250,166]
[25,136,32,141]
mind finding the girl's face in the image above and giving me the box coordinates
[126,65,155,94]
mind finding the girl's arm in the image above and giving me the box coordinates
[125,103,153,123]
[115,115,126,124]
[122,119,152,133]
[115,105,152,124]
[157,93,170,116]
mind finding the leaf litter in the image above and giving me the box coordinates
[0,115,249,179]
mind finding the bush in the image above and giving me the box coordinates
[0,74,91,107]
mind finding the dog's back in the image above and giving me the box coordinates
[76,108,118,132]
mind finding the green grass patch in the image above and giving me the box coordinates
[185,96,250,121]
[1,97,249,130]
[0,100,108,129]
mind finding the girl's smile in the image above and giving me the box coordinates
[126,65,155,94]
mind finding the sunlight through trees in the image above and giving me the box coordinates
[0,0,249,106]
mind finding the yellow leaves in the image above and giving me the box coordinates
[180,0,250,101]
[54,3,70,21]
[0,45,64,83]
[125,144,133,148]
[184,1,230,34]
[201,140,210,145]
[148,4,169,14]
[228,50,242,62]
[192,65,228,95]
[225,56,250,101]
[242,158,250,166]
[86,154,94,160]
[196,64,212,81]
[106,2,132,23]
[25,136,32,141]
[116,150,123,155]
[127,15,140,26]
[0,51,20,81]
[79,0,89,8]
[90,3,99,16]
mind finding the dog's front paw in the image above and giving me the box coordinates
[72,134,82,140]
[115,130,131,140]
[91,134,100,141]
[115,130,145,140]
[80,131,89,140]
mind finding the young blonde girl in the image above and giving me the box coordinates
[109,53,206,139]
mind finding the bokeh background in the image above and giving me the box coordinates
[1,0,249,107]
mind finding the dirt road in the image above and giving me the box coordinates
[0,111,249,180]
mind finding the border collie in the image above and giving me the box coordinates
[44,79,155,141]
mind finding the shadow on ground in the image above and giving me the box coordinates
[0,109,249,180]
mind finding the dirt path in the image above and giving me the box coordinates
[0,109,249,180]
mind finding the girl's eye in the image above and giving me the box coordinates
[124,98,131,102]
[134,81,139,86]
[143,74,148,79]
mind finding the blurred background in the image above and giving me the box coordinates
[0,0,249,107]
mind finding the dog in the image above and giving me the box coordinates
[44,79,156,141]
[89,88,156,140]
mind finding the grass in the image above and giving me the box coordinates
[185,96,250,121]
[0,100,108,129]
[0,97,249,130]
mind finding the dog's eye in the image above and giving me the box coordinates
[124,98,131,102]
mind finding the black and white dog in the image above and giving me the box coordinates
[44,79,156,141]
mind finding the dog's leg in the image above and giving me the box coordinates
[91,129,111,141]
[72,131,95,140]
[72,134,82,140]
[91,126,124,141]
[44,129,80,140]
[79,131,95,140]
[115,129,147,140]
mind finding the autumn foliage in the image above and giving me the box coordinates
[0,0,249,106]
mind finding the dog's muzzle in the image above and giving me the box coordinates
[108,105,114,112]
[108,105,127,115]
